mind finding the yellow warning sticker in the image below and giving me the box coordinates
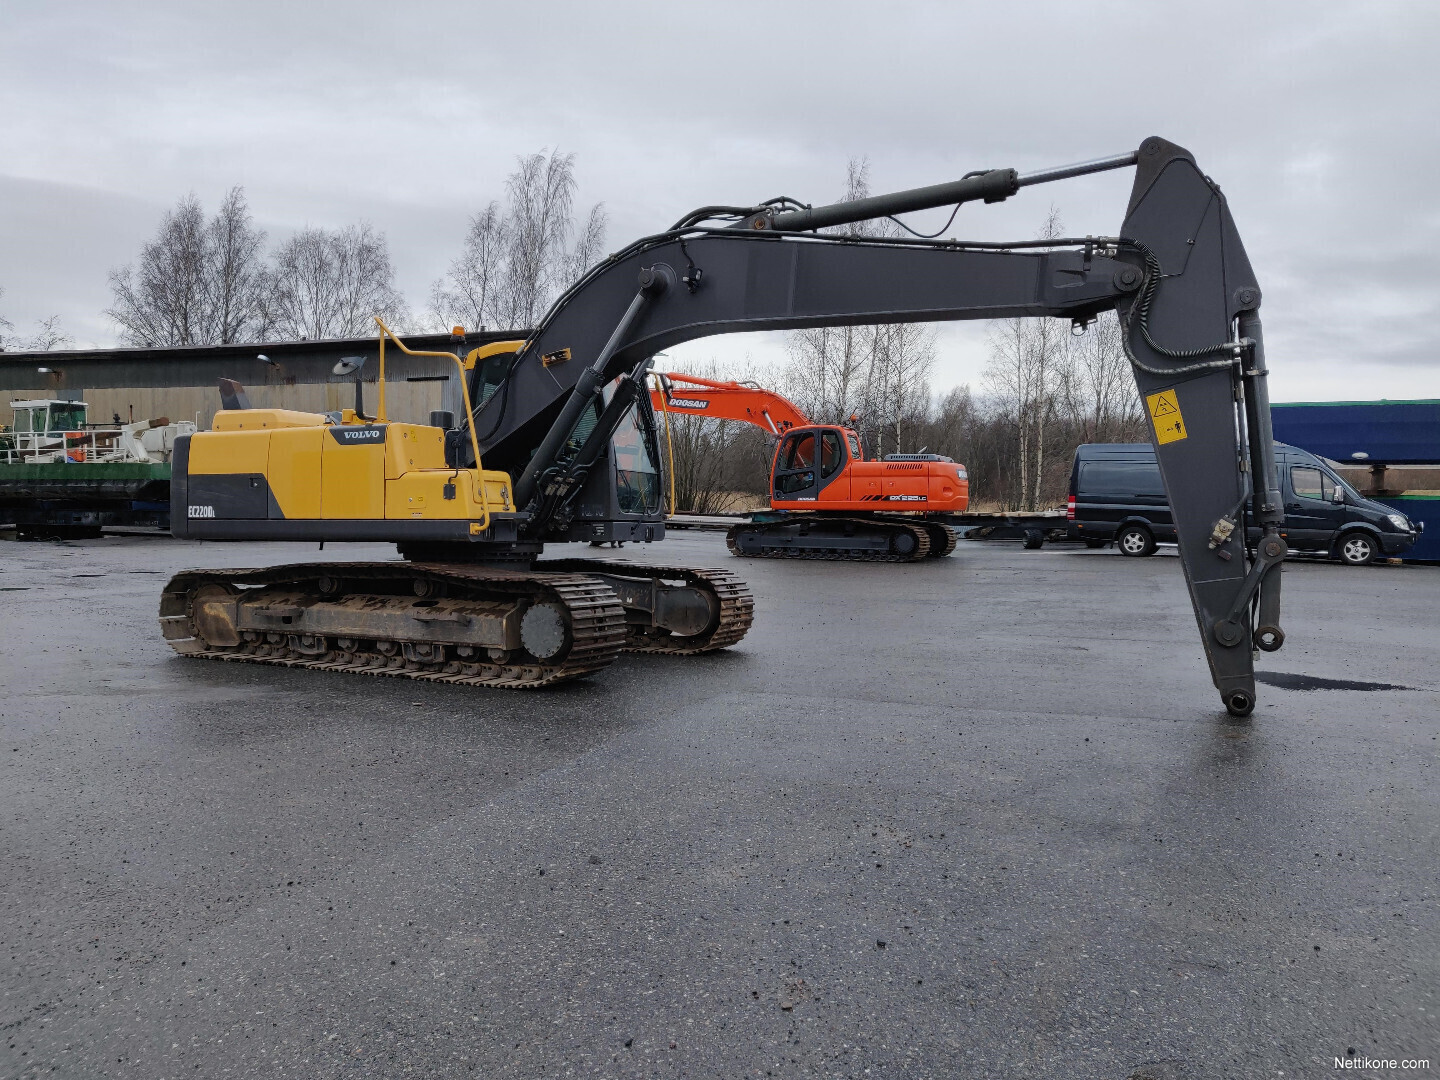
[1147,388,1187,445]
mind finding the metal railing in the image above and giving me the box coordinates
[0,422,195,465]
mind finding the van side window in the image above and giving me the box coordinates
[1080,461,1166,496]
[1291,466,1334,502]
[820,431,843,477]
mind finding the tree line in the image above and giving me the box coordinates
[659,315,1144,515]
[0,150,606,351]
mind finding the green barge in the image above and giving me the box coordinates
[1,398,190,539]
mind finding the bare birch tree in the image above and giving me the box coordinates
[982,207,1071,509]
[269,223,407,339]
[431,150,607,332]
[107,188,270,346]
[429,204,506,330]
[205,187,270,343]
[1058,311,1144,443]
[107,193,209,346]
[868,321,936,456]
[782,160,881,426]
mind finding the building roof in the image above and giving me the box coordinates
[0,329,530,392]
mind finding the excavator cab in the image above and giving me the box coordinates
[771,427,851,502]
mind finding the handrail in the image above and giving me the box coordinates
[373,319,485,481]
[649,373,678,514]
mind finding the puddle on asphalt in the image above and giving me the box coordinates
[1256,671,1418,692]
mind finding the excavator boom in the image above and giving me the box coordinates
[471,136,1283,715]
[649,373,812,434]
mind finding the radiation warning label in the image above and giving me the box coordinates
[1146,388,1187,445]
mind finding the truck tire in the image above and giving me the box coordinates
[1337,531,1377,566]
[1022,529,1044,549]
[1116,524,1157,557]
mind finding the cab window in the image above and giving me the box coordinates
[846,432,862,461]
[820,431,843,477]
[51,404,87,431]
[1291,466,1334,502]
[782,433,815,471]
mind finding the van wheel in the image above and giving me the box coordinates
[1117,525,1157,557]
[1083,538,1107,549]
[1337,532,1376,566]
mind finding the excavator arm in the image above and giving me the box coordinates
[648,373,812,434]
[471,136,1283,716]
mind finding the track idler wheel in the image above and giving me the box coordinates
[520,602,569,661]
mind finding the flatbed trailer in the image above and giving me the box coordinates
[934,510,1072,549]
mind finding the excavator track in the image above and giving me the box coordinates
[923,521,958,558]
[538,559,754,655]
[726,516,934,562]
[158,562,627,689]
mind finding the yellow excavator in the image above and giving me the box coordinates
[162,137,1288,715]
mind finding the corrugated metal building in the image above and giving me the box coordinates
[0,329,526,432]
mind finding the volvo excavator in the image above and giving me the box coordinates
[650,372,968,560]
[162,136,1287,716]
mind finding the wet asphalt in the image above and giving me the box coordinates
[0,532,1435,1079]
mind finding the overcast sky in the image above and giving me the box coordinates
[2,1,1436,403]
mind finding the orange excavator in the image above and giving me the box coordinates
[650,372,967,560]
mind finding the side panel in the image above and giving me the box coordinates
[386,470,488,521]
[385,424,447,479]
[321,427,386,519]
[189,429,271,475]
[170,434,191,538]
[882,462,928,504]
[185,430,275,519]
[267,427,324,519]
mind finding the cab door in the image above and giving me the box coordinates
[773,431,820,502]
[1285,464,1339,547]
[815,429,850,503]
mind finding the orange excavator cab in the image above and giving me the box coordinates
[650,373,968,560]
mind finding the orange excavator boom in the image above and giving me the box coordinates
[649,372,812,435]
